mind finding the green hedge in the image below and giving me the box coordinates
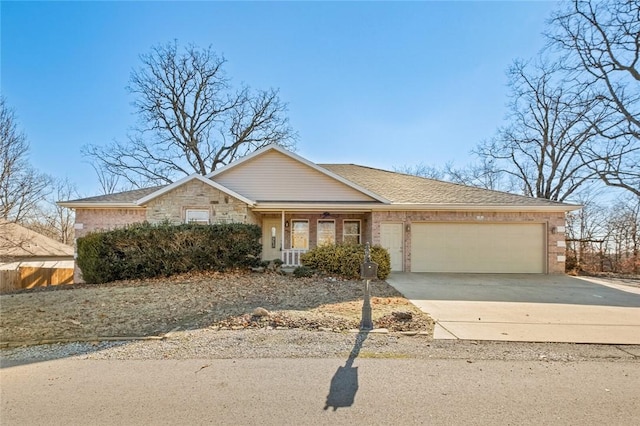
[300,243,390,280]
[76,222,261,284]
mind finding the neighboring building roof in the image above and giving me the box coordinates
[0,220,74,259]
[320,164,577,208]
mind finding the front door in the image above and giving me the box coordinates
[262,218,282,262]
[380,223,404,271]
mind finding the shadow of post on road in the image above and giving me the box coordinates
[324,331,368,411]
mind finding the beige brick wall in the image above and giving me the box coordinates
[73,208,147,282]
[371,210,568,274]
[145,180,259,225]
[75,208,147,239]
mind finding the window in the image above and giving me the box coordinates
[343,220,361,244]
[291,220,309,249]
[317,220,335,246]
[185,209,210,224]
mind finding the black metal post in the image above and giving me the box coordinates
[361,278,373,330]
[360,242,374,330]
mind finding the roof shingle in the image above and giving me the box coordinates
[320,164,571,207]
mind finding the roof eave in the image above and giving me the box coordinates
[57,202,143,209]
[252,202,582,212]
[374,203,582,212]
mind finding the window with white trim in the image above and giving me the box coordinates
[343,220,361,244]
[317,219,335,246]
[291,220,309,249]
[185,209,210,224]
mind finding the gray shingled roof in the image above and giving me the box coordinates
[62,164,574,208]
[320,164,570,207]
[64,186,166,204]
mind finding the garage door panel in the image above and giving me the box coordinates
[411,223,545,273]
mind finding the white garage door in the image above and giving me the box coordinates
[411,223,545,273]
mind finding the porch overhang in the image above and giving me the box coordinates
[250,202,580,213]
[251,202,379,213]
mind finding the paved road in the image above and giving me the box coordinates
[387,273,640,344]
[2,357,639,425]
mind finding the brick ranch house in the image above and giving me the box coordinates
[60,145,580,282]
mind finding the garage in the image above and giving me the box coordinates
[411,223,546,273]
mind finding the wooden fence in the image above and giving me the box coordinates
[0,267,74,293]
[0,270,19,293]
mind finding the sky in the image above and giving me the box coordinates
[1,0,561,197]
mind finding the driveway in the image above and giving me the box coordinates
[386,273,640,344]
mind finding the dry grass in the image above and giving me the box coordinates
[0,271,433,344]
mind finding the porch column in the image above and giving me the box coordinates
[281,210,285,262]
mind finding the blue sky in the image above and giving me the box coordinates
[2,1,559,197]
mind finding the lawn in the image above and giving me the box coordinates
[0,271,433,346]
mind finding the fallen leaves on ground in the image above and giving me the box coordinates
[0,271,433,343]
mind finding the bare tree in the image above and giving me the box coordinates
[442,158,507,191]
[550,0,640,195]
[26,177,79,245]
[476,59,605,202]
[394,163,445,180]
[395,158,505,190]
[0,97,52,222]
[565,190,609,272]
[84,41,297,188]
[605,195,640,273]
[90,162,127,195]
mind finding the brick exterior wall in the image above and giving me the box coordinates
[74,208,147,240]
[72,200,568,281]
[371,210,568,274]
[73,208,147,282]
[279,213,370,249]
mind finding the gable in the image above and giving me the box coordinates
[212,149,378,202]
[143,179,252,224]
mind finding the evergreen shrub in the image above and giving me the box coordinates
[300,243,390,280]
[76,222,261,284]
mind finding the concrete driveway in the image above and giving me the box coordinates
[386,273,640,344]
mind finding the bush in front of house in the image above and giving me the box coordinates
[76,222,262,284]
[300,243,391,280]
[293,265,315,278]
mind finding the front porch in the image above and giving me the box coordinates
[258,211,372,267]
[281,249,308,267]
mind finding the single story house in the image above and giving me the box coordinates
[60,145,580,281]
[0,220,74,291]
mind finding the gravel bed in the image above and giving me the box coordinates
[2,328,639,366]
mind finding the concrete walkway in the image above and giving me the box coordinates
[387,273,640,344]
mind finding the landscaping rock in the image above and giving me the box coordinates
[392,311,413,320]
[252,307,270,317]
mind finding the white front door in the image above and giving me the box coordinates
[262,218,282,262]
[380,223,404,271]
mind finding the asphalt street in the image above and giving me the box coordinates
[2,356,639,425]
